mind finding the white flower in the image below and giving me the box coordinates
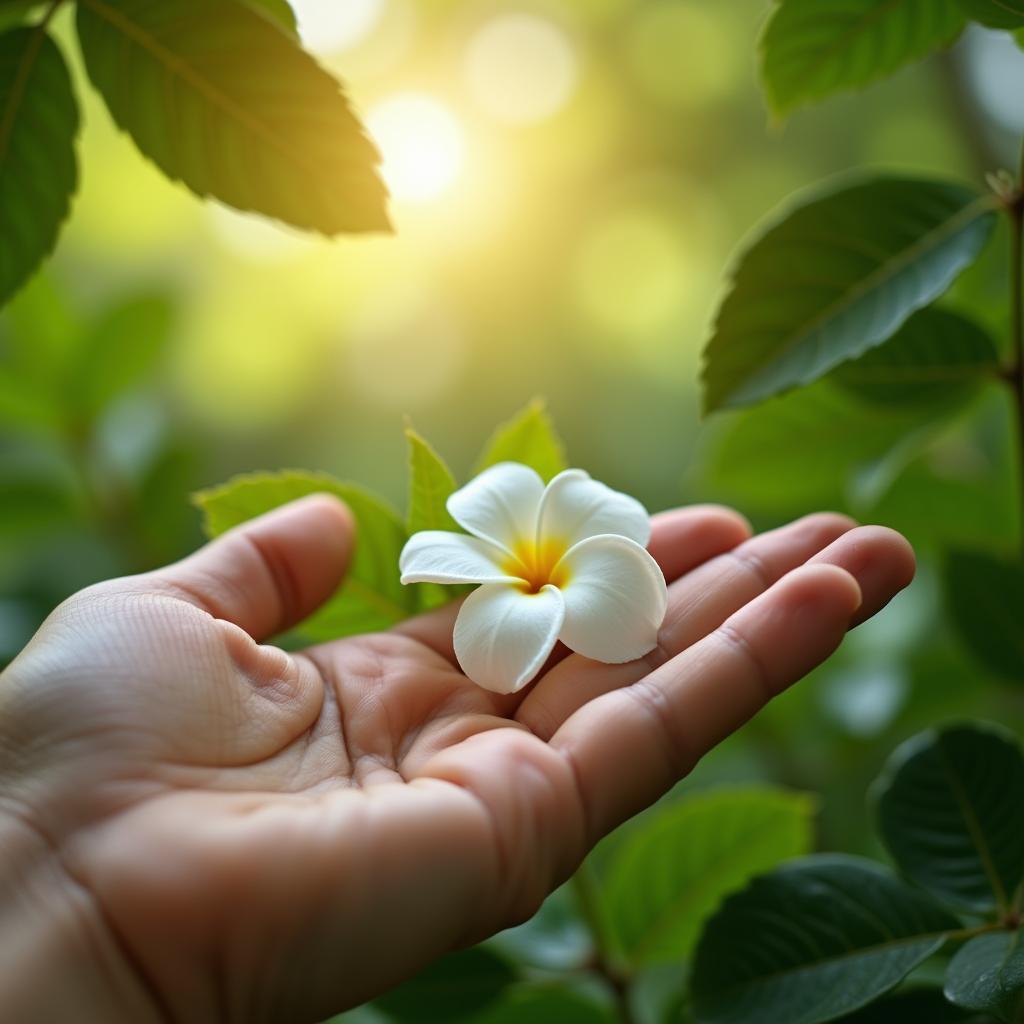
[399,463,668,694]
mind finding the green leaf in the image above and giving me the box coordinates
[372,946,517,1023]
[76,0,388,234]
[405,426,460,534]
[872,723,1024,913]
[838,988,984,1022]
[193,470,420,639]
[603,787,815,967]
[957,0,1024,28]
[701,177,997,413]
[472,983,616,1024]
[243,0,296,34]
[67,292,174,421]
[691,854,961,1024]
[946,932,1024,1022]
[944,552,1024,683]
[0,27,79,307]
[761,0,965,117]
[0,2,43,31]
[833,307,999,406]
[475,399,568,482]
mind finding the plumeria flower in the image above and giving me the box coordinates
[399,463,668,694]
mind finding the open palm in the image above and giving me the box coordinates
[0,495,914,1023]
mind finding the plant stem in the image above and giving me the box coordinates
[571,864,636,1024]
[38,0,67,30]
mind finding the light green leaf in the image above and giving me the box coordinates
[603,787,815,967]
[944,552,1024,683]
[957,0,1024,28]
[372,947,517,1023]
[243,0,296,34]
[833,307,999,406]
[475,399,568,482]
[76,0,388,234]
[762,0,965,116]
[702,177,997,412]
[691,854,960,1024]
[193,470,420,639]
[406,426,460,534]
[946,932,1024,1022]
[0,27,79,307]
[67,292,174,421]
[872,723,1024,913]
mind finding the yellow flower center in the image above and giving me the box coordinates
[504,537,570,594]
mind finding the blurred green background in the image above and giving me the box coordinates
[4,0,1024,863]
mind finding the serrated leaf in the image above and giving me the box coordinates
[372,946,517,1023]
[761,0,965,117]
[475,399,568,483]
[0,27,79,307]
[958,0,1024,28]
[872,723,1024,913]
[944,552,1024,683]
[833,307,999,405]
[946,932,1024,1022]
[406,427,460,534]
[76,0,388,234]
[691,854,960,1024]
[193,470,421,639]
[67,292,174,422]
[701,177,997,413]
[603,787,815,967]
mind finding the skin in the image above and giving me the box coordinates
[0,495,916,1024]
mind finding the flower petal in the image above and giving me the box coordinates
[454,583,565,694]
[399,531,520,585]
[447,463,545,555]
[556,535,668,663]
[537,469,651,549]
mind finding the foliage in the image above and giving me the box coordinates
[0,0,386,308]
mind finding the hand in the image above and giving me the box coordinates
[0,496,914,1023]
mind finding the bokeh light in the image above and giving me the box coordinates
[463,14,579,124]
[366,93,465,203]
[291,0,386,54]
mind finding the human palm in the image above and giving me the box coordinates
[0,495,914,1023]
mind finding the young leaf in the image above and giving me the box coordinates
[701,178,997,413]
[75,0,388,234]
[0,27,79,307]
[602,787,815,967]
[761,0,965,117]
[945,932,1024,1022]
[475,399,568,483]
[372,946,517,1023]
[872,723,1024,913]
[833,307,1000,406]
[193,470,419,639]
[406,426,460,534]
[957,0,1024,28]
[690,854,960,1024]
[944,552,1024,683]
[243,0,297,35]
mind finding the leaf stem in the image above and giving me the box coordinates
[570,864,636,1024]
[38,0,66,30]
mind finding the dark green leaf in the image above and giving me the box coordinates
[833,307,999,406]
[701,178,996,412]
[872,723,1024,912]
[944,552,1024,683]
[957,0,1024,28]
[0,27,78,306]
[472,983,616,1024]
[193,470,420,639]
[761,0,965,116]
[475,399,568,483]
[604,787,815,967]
[68,292,174,421]
[838,987,984,1022]
[691,854,960,1024]
[372,947,517,1023]
[946,932,1024,1022]
[243,0,296,34]
[406,426,460,534]
[76,0,388,234]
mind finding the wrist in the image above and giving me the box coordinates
[0,799,162,1023]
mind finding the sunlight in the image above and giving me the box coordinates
[290,0,387,54]
[366,94,466,204]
